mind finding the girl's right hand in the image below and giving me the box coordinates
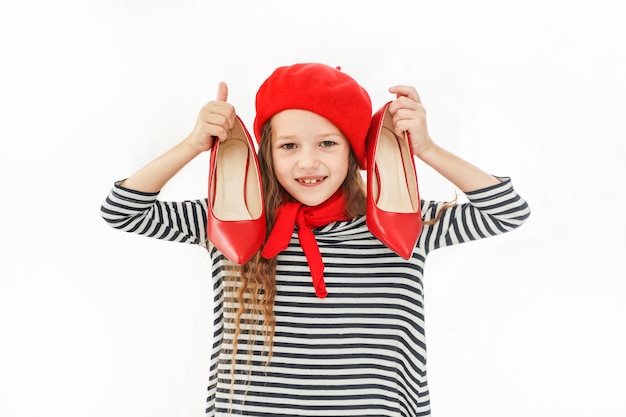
[185,82,236,152]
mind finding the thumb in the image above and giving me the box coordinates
[216,81,228,102]
[389,86,407,99]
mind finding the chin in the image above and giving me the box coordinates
[293,193,332,207]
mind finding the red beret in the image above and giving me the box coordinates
[253,63,372,169]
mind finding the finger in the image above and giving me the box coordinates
[216,81,228,102]
[388,85,421,103]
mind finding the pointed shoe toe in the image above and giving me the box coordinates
[207,116,266,264]
[366,102,422,259]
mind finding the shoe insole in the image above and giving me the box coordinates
[375,127,415,213]
[213,138,252,221]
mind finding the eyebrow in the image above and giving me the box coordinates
[273,132,344,141]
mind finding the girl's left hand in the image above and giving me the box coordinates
[387,85,434,158]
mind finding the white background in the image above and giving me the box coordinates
[1,0,624,416]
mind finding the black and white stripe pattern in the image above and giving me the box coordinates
[101,177,530,416]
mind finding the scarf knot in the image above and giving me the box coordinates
[260,191,351,298]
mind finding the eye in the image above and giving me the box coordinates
[320,140,336,148]
[280,143,296,150]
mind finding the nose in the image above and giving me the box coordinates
[297,147,319,169]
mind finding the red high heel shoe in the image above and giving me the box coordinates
[366,102,422,259]
[207,116,265,264]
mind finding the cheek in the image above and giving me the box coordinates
[271,155,290,184]
[334,152,351,179]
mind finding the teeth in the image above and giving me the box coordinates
[301,178,320,184]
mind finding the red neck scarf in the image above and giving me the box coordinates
[261,191,351,298]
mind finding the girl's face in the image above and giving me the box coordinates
[270,109,351,207]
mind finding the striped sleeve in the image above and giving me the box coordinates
[99,181,209,245]
[419,177,530,253]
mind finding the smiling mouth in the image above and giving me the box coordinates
[297,177,326,185]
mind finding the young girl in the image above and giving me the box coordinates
[101,63,530,416]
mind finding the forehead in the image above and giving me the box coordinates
[271,109,345,138]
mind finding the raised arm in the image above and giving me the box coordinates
[121,82,235,192]
[387,85,501,192]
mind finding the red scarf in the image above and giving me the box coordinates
[261,191,351,298]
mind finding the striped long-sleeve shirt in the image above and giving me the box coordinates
[100,177,530,416]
